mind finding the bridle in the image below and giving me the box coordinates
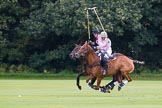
[78,43,101,68]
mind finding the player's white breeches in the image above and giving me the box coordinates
[106,49,112,56]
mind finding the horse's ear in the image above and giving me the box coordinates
[87,40,90,45]
[85,41,87,44]
[85,41,89,46]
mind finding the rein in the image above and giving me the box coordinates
[86,45,101,68]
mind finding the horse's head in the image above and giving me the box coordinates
[69,44,81,59]
[75,41,90,58]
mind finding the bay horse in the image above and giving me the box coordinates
[69,44,122,91]
[75,41,144,91]
[69,44,97,90]
[69,44,81,60]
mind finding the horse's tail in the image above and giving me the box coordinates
[133,60,145,64]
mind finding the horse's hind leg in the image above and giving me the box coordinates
[122,72,132,82]
[105,75,119,91]
[118,72,132,91]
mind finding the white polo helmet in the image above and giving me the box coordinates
[100,31,107,37]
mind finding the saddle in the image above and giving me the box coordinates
[109,54,116,61]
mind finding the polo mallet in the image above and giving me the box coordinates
[84,8,91,40]
[91,7,105,32]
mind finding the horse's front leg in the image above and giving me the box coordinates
[76,71,88,90]
[94,77,103,90]
[86,74,97,88]
[86,74,94,83]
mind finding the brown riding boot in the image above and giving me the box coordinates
[102,57,108,76]
[102,65,107,75]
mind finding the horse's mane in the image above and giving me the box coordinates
[79,41,99,60]
[87,43,98,57]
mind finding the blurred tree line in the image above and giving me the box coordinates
[0,0,161,73]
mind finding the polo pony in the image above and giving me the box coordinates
[69,44,97,90]
[70,44,121,92]
[75,41,144,91]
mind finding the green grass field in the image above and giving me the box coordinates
[0,80,162,108]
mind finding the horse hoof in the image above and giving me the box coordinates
[106,88,111,93]
[93,86,99,90]
[99,86,110,93]
[91,85,97,89]
[87,82,93,88]
[78,86,82,90]
[95,88,99,90]
[118,86,122,91]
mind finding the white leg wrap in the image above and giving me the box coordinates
[113,81,118,85]
[123,80,128,85]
